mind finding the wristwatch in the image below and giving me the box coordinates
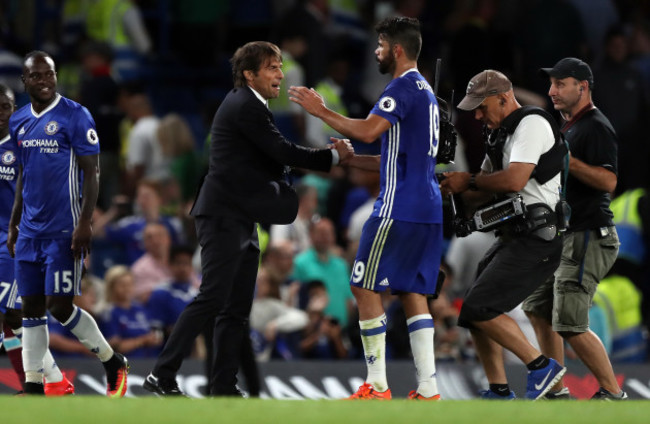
[468,174,478,191]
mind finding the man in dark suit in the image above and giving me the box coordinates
[143,41,352,396]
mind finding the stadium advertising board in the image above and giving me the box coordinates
[1,359,649,399]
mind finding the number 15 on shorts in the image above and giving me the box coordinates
[54,270,74,294]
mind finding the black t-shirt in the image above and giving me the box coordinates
[562,108,618,231]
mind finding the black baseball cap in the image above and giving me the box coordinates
[539,57,594,87]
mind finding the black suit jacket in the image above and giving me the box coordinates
[191,86,333,224]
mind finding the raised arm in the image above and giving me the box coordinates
[289,86,391,143]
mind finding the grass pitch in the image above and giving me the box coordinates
[2,397,649,424]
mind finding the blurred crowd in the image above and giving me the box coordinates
[1,0,650,364]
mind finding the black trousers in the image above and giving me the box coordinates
[458,234,562,328]
[203,319,260,396]
[153,215,260,394]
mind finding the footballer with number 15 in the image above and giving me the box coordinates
[7,51,128,396]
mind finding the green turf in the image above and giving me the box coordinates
[2,397,649,424]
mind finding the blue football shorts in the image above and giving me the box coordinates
[0,249,20,313]
[350,217,443,294]
[15,236,83,297]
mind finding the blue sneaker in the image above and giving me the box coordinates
[525,358,566,400]
[480,389,516,399]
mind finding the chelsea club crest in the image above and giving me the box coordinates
[2,150,16,165]
[44,121,59,135]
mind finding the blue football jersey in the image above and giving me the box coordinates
[8,94,100,238]
[369,69,443,224]
[0,135,18,226]
[0,135,18,255]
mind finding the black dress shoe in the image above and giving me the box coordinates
[143,373,187,397]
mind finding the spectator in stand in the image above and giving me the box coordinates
[250,267,309,361]
[131,222,175,303]
[85,0,153,82]
[269,27,308,144]
[156,113,202,204]
[304,52,350,149]
[94,179,186,266]
[300,280,349,359]
[276,0,330,87]
[98,265,163,358]
[146,246,199,342]
[120,90,168,197]
[262,240,301,307]
[293,218,354,329]
[270,184,319,255]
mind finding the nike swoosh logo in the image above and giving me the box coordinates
[534,369,553,390]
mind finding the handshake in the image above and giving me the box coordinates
[329,137,355,166]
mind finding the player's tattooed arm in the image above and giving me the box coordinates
[72,154,99,259]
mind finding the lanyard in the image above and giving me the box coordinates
[561,103,595,133]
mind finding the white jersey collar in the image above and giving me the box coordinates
[399,68,419,77]
[0,134,9,146]
[31,93,61,118]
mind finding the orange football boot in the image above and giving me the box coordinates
[408,390,441,400]
[44,373,75,396]
[348,382,392,400]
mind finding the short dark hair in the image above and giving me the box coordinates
[23,50,54,69]
[306,280,325,292]
[0,83,14,100]
[375,17,422,61]
[230,41,282,88]
[169,245,195,263]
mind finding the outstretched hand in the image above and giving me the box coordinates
[331,137,354,166]
[289,86,326,117]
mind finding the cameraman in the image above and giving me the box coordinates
[440,70,564,399]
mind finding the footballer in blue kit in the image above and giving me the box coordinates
[290,17,442,400]
[9,91,99,297]
[0,84,22,353]
[0,127,21,316]
[352,69,442,294]
[0,83,77,395]
[7,51,128,396]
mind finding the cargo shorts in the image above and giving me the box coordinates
[522,226,619,332]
